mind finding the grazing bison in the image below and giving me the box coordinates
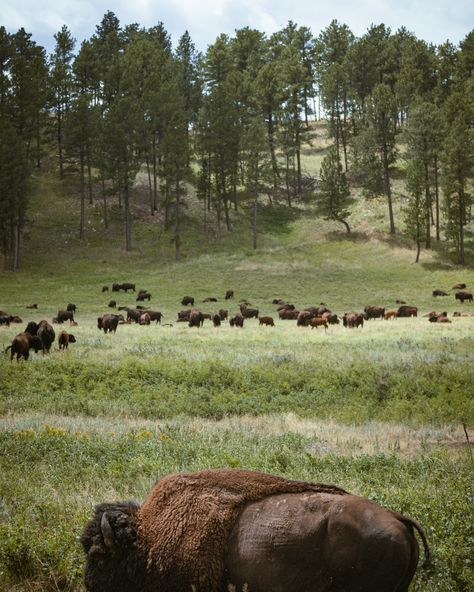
[455,291,473,303]
[81,469,430,592]
[177,310,191,322]
[453,311,469,317]
[240,304,259,319]
[102,286,109,292]
[384,310,398,320]
[225,290,234,300]
[432,289,448,297]
[121,283,136,292]
[136,292,152,302]
[58,331,76,350]
[188,309,204,328]
[322,312,339,324]
[397,305,418,318]
[212,313,221,327]
[452,283,466,290]
[181,296,195,306]
[229,314,244,328]
[108,300,117,308]
[147,311,163,324]
[56,310,74,324]
[218,309,228,321]
[98,315,119,334]
[297,311,312,327]
[277,303,295,311]
[396,299,406,304]
[26,303,38,309]
[203,297,218,302]
[139,313,151,326]
[67,303,77,313]
[364,305,385,320]
[0,315,12,327]
[279,309,299,320]
[343,312,364,328]
[126,309,141,324]
[309,317,328,330]
[259,316,275,327]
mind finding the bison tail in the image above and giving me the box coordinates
[395,513,432,569]
[4,345,12,354]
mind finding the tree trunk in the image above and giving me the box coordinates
[146,156,154,215]
[87,148,93,205]
[267,110,280,188]
[382,143,395,234]
[252,194,258,250]
[175,177,181,261]
[124,182,132,252]
[57,106,63,177]
[434,153,440,241]
[339,218,351,234]
[152,138,158,212]
[79,147,85,240]
[101,177,108,229]
[12,223,20,272]
[286,154,292,207]
[459,188,465,265]
[424,156,431,248]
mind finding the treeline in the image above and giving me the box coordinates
[0,13,473,269]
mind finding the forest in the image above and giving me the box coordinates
[0,12,473,270]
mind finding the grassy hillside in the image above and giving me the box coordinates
[1,120,473,591]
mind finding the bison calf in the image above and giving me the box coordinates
[58,331,76,350]
[259,316,275,327]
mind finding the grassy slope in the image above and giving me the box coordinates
[0,121,473,591]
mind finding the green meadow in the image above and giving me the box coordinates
[1,121,474,590]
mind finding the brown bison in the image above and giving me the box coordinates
[181,296,195,306]
[322,312,339,324]
[218,309,228,321]
[138,313,151,326]
[136,292,152,302]
[297,310,312,326]
[277,303,295,311]
[452,283,466,290]
[397,305,418,318]
[26,303,38,309]
[453,311,469,317]
[177,310,191,322]
[81,469,430,592]
[279,309,299,320]
[225,290,234,300]
[309,317,328,330]
[203,297,218,302]
[364,305,385,320]
[432,289,448,297]
[455,291,473,303]
[188,309,204,328]
[259,316,275,326]
[5,332,43,361]
[212,314,221,327]
[240,304,259,319]
[147,311,163,324]
[108,300,117,308]
[384,310,398,320]
[229,314,244,327]
[58,331,76,350]
[37,320,55,353]
[67,303,77,313]
[98,315,119,334]
[343,312,364,328]
[102,286,109,292]
[55,310,74,324]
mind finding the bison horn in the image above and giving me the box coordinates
[101,512,114,547]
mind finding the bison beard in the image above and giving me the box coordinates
[82,469,430,592]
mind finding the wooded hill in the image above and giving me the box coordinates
[0,14,473,271]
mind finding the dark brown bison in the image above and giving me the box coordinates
[364,305,385,320]
[108,300,117,308]
[102,286,109,292]
[55,310,74,324]
[98,315,119,334]
[0,315,12,326]
[181,296,195,306]
[272,298,286,305]
[309,317,328,330]
[240,304,259,319]
[212,314,221,327]
[277,303,295,311]
[306,305,331,317]
[229,314,244,327]
[279,309,299,320]
[147,311,163,324]
[297,311,312,326]
[225,290,234,300]
[188,309,204,328]
[126,309,141,324]
[26,303,38,309]
[203,297,218,302]
[218,309,228,321]
[343,312,364,328]
[177,310,191,322]
[259,316,275,326]
[322,312,340,324]
[452,283,466,290]
[5,332,43,361]
[397,305,418,318]
[432,289,448,297]
[136,292,151,302]
[455,291,473,303]
[81,469,430,592]
[396,299,407,304]
[121,283,136,292]
[37,320,55,353]
[58,331,76,350]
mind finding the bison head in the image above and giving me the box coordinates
[81,501,145,592]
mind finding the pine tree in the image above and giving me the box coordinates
[316,147,353,233]
[403,158,426,262]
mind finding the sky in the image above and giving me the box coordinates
[1,0,473,54]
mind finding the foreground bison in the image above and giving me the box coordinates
[81,469,430,592]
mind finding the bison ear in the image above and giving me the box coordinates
[101,512,115,547]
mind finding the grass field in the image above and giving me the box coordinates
[1,120,473,591]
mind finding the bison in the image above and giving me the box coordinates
[384,310,398,320]
[147,311,163,324]
[188,309,204,328]
[279,309,299,320]
[136,292,152,302]
[81,469,430,592]
[67,303,77,313]
[5,332,43,361]
[343,312,364,328]
[203,297,218,302]
[108,300,117,308]
[308,317,328,330]
[397,305,418,318]
[55,310,74,324]
[432,289,448,297]
[225,290,234,300]
[138,313,151,326]
[296,310,312,326]
[277,303,295,311]
[98,314,119,334]
[218,309,228,321]
[26,303,38,309]
[177,310,191,322]
[212,313,221,327]
[240,304,259,319]
[259,316,275,327]
[322,312,339,324]
[102,286,109,293]
[455,291,473,303]
[181,296,195,306]
[229,314,244,327]
[452,283,466,290]
[58,331,76,350]
[364,305,385,320]
[37,320,55,353]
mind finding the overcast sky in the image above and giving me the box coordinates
[2,0,473,53]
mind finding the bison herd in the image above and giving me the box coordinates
[2,281,472,361]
